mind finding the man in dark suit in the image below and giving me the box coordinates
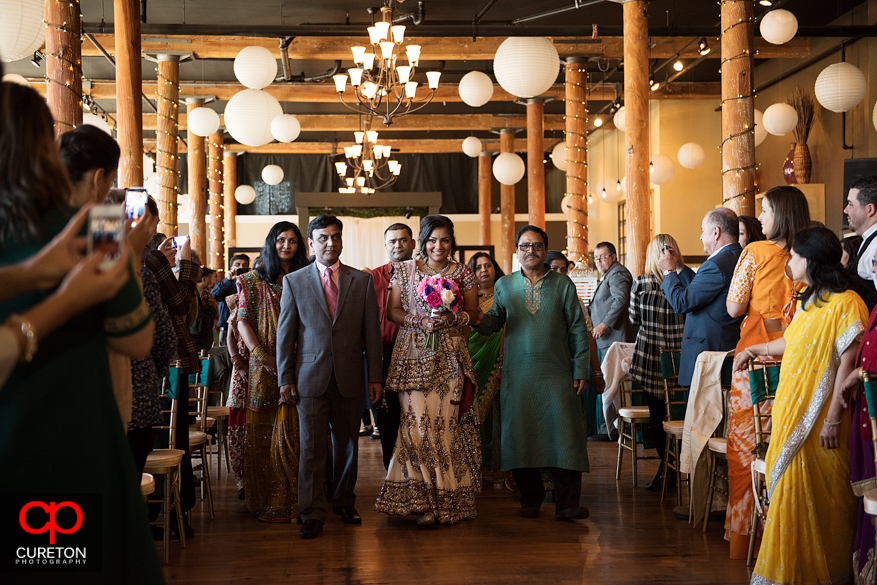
[277,215,383,540]
[659,208,744,387]
[589,241,635,359]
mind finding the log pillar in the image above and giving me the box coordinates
[156,54,180,236]
[478,151,492,246]
[208,131,225,270]
[223,151,239,263]
[623,0,650,277]
[186,98,208,262]
[113,0,143,187]
[45,0,82,136]
[500,129,516,274]
[565,58,589,262]
[721,0,756,216]
[526,99,546,230]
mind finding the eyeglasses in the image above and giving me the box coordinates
[517,243,545,252]
[594,254,613,261]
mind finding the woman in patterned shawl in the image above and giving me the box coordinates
[236,221,308,522]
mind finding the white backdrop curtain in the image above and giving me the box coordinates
[334,216,421,271]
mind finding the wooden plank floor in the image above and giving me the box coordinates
[164,439,752,584]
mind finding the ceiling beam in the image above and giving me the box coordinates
[79,34,809,61]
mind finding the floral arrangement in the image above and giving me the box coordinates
[415,276,461,349]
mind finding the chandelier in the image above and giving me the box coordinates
[331,6,441,126]
[335,129,402,194]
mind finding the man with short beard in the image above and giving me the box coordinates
[843,176,877,311]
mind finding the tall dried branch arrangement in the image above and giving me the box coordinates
[790,87,815,145]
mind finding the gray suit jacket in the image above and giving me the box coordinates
[277,262,382,398]
[589,261,636,351]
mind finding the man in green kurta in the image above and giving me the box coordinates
[474,225,591,521]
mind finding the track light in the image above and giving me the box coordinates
[698,38,710,56]
[594,117,603,127]
[759,0,772,5]
[673,60,683,71]
[649,77,660,92]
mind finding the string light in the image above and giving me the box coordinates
[208,132,226,270]
[562,64,590,262]
[46,0,84,133]
[155,64,181,233]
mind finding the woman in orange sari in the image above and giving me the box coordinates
[724,186,810,559]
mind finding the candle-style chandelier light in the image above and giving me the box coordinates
[335,129,402,194]
[331,6,441,127]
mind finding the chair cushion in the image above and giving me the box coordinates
[144,449,184,470]
[618,407,650,420]
[751,457,767,475]
[864,489,877,516]
[141,473,155,496]
[206,406,229,418]
[662,420,684,436]
[189,431,208,448]
[707,437,727,454]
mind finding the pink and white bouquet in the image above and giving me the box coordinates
[416,276,461,349]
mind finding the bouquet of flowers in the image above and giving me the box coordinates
[416,276,462,350]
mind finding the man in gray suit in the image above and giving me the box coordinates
[277,215,383,540]
[589,241,635,359]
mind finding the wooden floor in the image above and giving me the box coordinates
[163,439,752,584]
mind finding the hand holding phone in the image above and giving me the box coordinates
[87,204,126,271]
[124,187,148,227]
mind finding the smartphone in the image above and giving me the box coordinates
[171,235,188,249]
[87,204,126,271]
[124,187,148,227]
[235,267,251,276]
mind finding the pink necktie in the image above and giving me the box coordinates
[323,267,338,320]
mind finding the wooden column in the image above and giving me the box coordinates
[478,151,491,246]
[186,98,207,262]
[208,131,225,270]
[721,0,756,216]
[565,58,589,262]
[45,0,82,136]
[223,152,239,262]
[526,99,546,230]
[623,0,650,277]
[113,0,143,187]
[500,130,516,274]
[156,54,180,236]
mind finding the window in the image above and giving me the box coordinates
[617,201,627,266]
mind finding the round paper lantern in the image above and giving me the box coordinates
[872,101,877,134]
[815,62,867,113]
[2,73,29,86]
[613,107,627,133]
[677,142,705,170]
[550,141,568,172]
[233,46,277,89]
[620,176,628,195]
[0,0,45,63]
[493,37,560,98]
[177,194,191,222]
[461,136,482,158]
[560,195,571,213]
[650,153,675,185]
[261,164,284,186]
[82,113,112,134]
[271,114,301,142]
[235,185,256,205]
[187,106,221,137]
[762,103,798,136]
[754,109,768,146]
[224,89,283,147]
[143,155,155,180]
[760,9,798,45]
[458,71,494,107]
[492,152,525,185]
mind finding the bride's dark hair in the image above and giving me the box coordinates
[793,226,855,310]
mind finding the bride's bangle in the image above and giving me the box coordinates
[823,418,841,428]
[744,347,757,359]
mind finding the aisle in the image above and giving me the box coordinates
[164,439,751,584]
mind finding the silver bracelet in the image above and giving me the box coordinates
[744,347,757,359]
[823,418,841,428]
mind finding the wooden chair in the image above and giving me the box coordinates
[186,360,215,520]
[198,351,231,480]
[859,370,877,584]
[659,348,689,505]
[703,354,734,532]
[141,473,155,498]
[144,362,187,564]
[746,359,781,566]
[615,377,654,487]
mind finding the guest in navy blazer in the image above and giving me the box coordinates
[659,208,744,387]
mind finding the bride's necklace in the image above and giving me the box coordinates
[423,259,451,275]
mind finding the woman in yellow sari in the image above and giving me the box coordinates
[733,226,865,585]
[724,186,810,558]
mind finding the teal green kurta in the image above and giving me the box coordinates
[475,270,590,472]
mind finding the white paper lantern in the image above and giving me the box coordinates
[458,71,494,107]
[82,113,112,134]
[872,101,877,134]
[177,193,191,222]
[462,136,482,158]
[271,114,301,143]
[2,73,29,86]
[493,37,559,98]
[815,62,867,113]
[760,9,798,45]
[224,89,283,147]
[187,107,221,137]
[613,107,627,133]
[492,152,525,185]
[650,153,675,185]
[620,176,628,195]
[143,155,155,180]
[235,185,256,205]
[233,46,278,89]
[551,141,568,172]
[261,164,284,186]
[754,109,767,146]
[762,103,798,136]
[677,142,705,170]
[0,0,45,63]
[560,194,571,213]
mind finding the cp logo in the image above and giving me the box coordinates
[19,501,83,544]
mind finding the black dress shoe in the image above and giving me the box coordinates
[238,488,245,500]
[359,425,374,437]
[333,506,362,525]
[646,475,676,492]
[556,507,590,522]
[300,519,324,539]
